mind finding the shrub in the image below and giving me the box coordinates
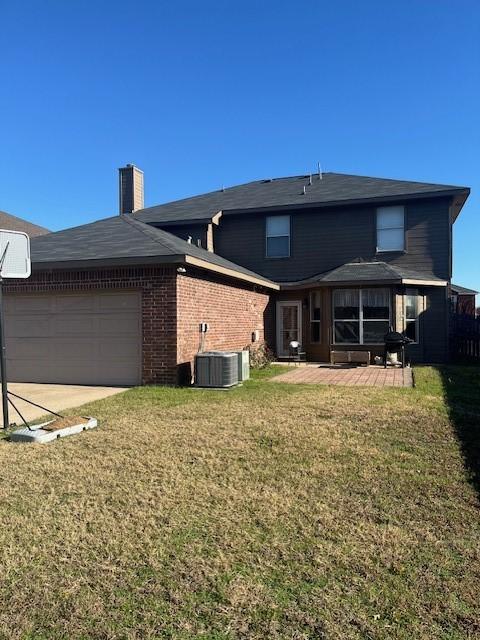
[246,342,274,369]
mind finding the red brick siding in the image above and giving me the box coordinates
[4,266,178,385]
[176,269,271,382]
[4,265,274,386]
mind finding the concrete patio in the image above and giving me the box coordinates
[271,364,413,387]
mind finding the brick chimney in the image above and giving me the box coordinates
[118,164,144,214]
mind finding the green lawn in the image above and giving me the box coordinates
[0,365,479,639]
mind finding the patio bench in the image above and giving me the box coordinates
[330,350,370,366]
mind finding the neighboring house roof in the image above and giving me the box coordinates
[30,214,279,290]
[451,283,478,295]
[0,210,50,237]
[136,172,469,225]
[281,260,447,290]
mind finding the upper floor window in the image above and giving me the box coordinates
[376,206,405,252]
[266,215,290,258]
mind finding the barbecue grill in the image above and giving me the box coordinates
[383,331,413,368]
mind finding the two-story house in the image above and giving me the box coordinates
[4,165,470,386]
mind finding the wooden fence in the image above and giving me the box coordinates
[450,314,480,362]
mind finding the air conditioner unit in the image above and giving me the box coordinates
[195,352,239,388]
[235,350,250,381]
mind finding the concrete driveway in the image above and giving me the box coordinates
[2,383,129,425]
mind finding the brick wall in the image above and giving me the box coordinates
[4,266,178,385]
[176,268,272,383]
[4,264,274,386]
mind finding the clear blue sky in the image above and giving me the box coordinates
[1,1,479,291]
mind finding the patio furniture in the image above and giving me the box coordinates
[330,350,370,366]
[288,341,307,365]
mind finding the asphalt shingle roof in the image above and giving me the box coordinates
[27,172,469,289]
[281,260,447,288]
[136,172,468,225]
[0,210,49,237]
[451,283,478,295]
[30,215,278,288]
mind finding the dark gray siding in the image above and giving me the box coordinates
[388,199,450,280]
[214,197,451,282]
[422,287,449,363]
[405,286,448,363]
[156,223,208,249]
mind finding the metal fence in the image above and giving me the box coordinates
[450,313,480,362]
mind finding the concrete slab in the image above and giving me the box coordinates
[3,383,129,425]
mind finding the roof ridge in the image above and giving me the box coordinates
[0,209,50,233]
[342,260,403,276]
[121,214,185,254]
[324,172,466,189]
[33,214,120,238]
[278,259,406,287]
[374,262,402,277]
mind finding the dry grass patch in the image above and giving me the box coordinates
[0,366,479,639]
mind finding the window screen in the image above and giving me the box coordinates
[376,206,405,252]
[266,216,290,258]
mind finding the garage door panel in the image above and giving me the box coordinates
[7,338,52,359]
[98,339,140,359]
[55,294,98,312]
[47,338,97,361]
[9,337,96,361]
[5,291,142,385]
[98,314,140,334]
[7,362,140,386]
[52,317,95,336]
[6,296,54,314]
[6,317,52,338]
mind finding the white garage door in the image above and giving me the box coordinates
[5,291,142,386]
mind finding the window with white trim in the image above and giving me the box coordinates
[266,215,290,258]
[310,291,321,343]
[333,288,390,344]
[404,288,419,342]
[376,206,405,252]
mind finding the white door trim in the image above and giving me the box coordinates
[276,300,302,357]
